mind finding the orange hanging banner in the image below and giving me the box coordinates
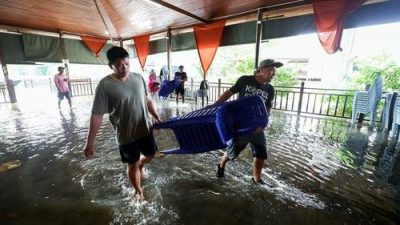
[193,20,226,79]
[313,0,366,54]
[133,34,150,71]
[80,35,108,57]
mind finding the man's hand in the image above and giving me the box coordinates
[153,115,162,124]
[255,127,264,133]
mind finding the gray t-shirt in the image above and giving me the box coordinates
[92,72,152,145]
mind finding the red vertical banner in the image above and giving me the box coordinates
[313,0,366,54]
[133,34,150,71]
[80,35,108,57]
[193,20,226,79]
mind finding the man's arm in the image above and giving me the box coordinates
[147,95,161,123]
[54,76,61,91]
[214,90,234,105]
[267,107,272,116]
[182,73,188,81]
[84,113,104,158]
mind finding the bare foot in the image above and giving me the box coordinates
[133,191,145,203]
[155,151,165,158]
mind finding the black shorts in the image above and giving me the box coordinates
[119,135,158,164]
[58,91,71,100]
[175,86,185,95]
[227,132,267,160]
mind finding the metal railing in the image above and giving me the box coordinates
[17,77,386,121]
[23,78,52,88]
[69,78,97,97]
[49,78,98,97]
[184,80,383,121]
[273,83,357,119]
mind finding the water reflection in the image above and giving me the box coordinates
[0,94,400,225]
[377,138,400,182]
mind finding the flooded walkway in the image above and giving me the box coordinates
[1,88,399,225]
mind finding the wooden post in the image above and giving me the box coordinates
[254,9,263,70]
[167,28,172,80]
[201,81,205,107]
[0,42,17,103]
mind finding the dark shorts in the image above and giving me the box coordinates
[175,86,185,95]
[119,135,158,164]
[227,131,268,160]
[58,91,71,100]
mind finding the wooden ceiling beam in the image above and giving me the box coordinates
[94,0,120,41]
[120,0,314,41]
[144,0,209,24]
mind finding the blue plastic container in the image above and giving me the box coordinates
[158,80,180,99]
[154,95,268,154]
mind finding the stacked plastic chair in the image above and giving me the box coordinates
[351,76,383,127]
[158,79,180,99]
[154,95,268,154]
[391,95,400,142]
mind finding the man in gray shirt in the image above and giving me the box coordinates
[84,46,161,203]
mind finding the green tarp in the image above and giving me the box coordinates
[0,33,112,64]
[64,39,112,64]
[22,33,62,62]
[0,33,26,64]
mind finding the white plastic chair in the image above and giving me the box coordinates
[351,76,383,127]
[391,96,400,141]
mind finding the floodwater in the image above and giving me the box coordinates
[1,87,400,225]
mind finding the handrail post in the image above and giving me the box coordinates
[190,78,194,99]
[218,78,221,98]
[387,92,398,131]
[49,77,53,92]
[297,82,305,115]
[89,78,93,95]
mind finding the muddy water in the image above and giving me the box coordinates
[0,89,399,225]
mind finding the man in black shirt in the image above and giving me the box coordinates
[174,65,188,104]
[215,59,283,185]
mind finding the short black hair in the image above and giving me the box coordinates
[106,46,129,66]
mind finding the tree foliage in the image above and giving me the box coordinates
[273,68,299,87]
[234,57,299,87]
[352,54,400,91]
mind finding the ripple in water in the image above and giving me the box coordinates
[1,94,400,225]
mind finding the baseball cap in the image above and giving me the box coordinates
[258,59,283,68]
[58,66,65,70]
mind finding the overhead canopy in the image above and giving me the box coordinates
[0,0,397,41]
[128,0,400,55]
[0,0,399,64]
[0,0,314,40]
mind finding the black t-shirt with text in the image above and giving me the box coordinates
[230,75,275,109]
